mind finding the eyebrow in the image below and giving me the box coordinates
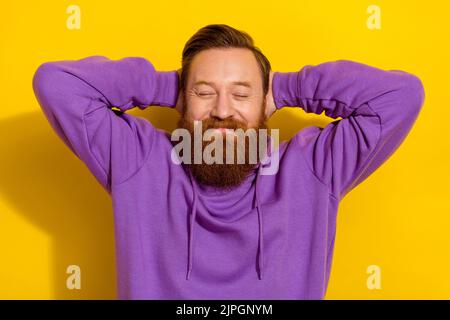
[194,80,253,88]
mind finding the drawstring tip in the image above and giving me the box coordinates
[258,270,263,280]
[257,261,263,280]
[186,269,191,280]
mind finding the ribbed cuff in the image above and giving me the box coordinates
[272,71,300,109]
[153,70,179,107]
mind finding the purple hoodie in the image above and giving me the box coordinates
[32,56,424,299]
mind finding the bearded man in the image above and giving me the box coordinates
[32,24,424,299]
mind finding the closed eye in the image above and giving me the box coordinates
[196,92,248,98]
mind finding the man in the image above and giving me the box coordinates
[32,24,425,299]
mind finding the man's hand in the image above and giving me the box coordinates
[264,71,277,120]
[175,68,183,114]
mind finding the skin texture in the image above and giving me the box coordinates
[174,48,276,189]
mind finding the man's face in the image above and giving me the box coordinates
[177,48,268,190]
[184,47,265,129]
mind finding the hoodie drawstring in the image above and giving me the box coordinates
[186,169,198,280]
[255,164,264,280]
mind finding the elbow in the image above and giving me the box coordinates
[32,62,67,114]
[32,62,61,96]
[398,72,426,114]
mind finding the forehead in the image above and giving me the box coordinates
[189,48,261,88]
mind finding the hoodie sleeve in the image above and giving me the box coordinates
[272,60,425,200]
[32,55,179,193]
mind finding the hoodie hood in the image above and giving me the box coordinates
[185,134,274,281]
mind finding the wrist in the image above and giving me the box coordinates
[272,71,300,108]
[153,70,179,107]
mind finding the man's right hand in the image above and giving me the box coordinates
[264,71,277,120]
[175,68,183,114]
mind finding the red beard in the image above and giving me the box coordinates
[176,106,268,190]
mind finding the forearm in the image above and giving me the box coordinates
[271,59,425,120]
[33,55,179,116]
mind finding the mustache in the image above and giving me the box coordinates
[197,118,248,131]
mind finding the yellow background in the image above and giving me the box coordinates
[0,0,448,299]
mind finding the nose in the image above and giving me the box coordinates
[209,92,234,120]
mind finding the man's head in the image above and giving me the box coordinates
[176,24,272,190]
